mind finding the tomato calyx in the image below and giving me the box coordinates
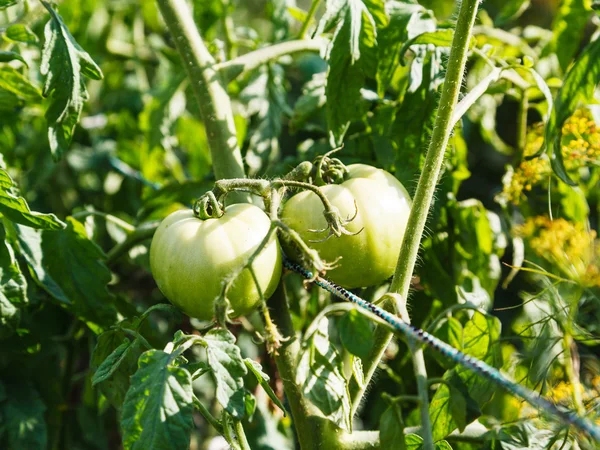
[193,191,224,219]
[312,148,349,186]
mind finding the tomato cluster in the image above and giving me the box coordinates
[149,164,411,320]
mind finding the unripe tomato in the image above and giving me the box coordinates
[149,204,282,321]
[281,164,411,288]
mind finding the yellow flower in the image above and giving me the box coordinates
[514,216,600,287]
[501,108,600,205]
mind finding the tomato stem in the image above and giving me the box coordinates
[156,0,250,203]
[360,1,482,448]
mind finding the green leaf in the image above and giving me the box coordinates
[4,24,39,44]
[244,358,286,414]
[405,434,423,450]
[542,0,592,73]
[0,0,18,9]
[290,72,326,133]
[297,318,351,430]
[91,330,145,408]
[0,169,65,230]
[40,1,103,160]
[239,64,289,175]
[0,381,47,450]
[393,50,442,191]
[14,225,70,304]
[121,350,194,450]
[325,0,382,144]
[338,309,374,359]
[433,317,463,369]
[429,311,502,440]
[92,340,135,386]
[0,291,20,340]
[0,51,27,65]
[376,2,435,95]
[399,29,455,62]
[139,73,187,184]
[204,328,247,418]
[544,37,600,186]
[495,0,531,26]
[0,66,41,101]
[0,224,27,305]
[28,218,117,330]
[380,404,406,450]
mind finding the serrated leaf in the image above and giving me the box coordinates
[244,358,286,414]
[91,330,145,408]
[4,24,39,44]
[338,309,374,359]
[544,37,600,186]
[39,218,117,330]
[429,311,502,440]
[204,328,247,418]
[377,2,435,95]
[0,291,20,339]
[542,0,592,73]
[0,66,41,101]
[92,340,135,386]
[121,350,194,450]
[324,0,383,144]
[399,29,455,61]
[0,381,47,450]
[40,1,103,160]
[0,224,27,306]
[380,404,406,450]
[393,50,441,192]
[0,169,65,230]
[239,64,289,175]
[14,224,70,304]
[297,318,351,430]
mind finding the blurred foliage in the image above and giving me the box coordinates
[0,0,599,449]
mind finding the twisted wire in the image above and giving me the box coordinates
[283,258,600,442]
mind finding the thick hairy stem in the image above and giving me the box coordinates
[269,282,380,449]
[358,1,481,449]
[215,39,325,82]
[156,0,249,203]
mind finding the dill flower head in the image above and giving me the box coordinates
[514,216,600,287]
[500,109,600,205]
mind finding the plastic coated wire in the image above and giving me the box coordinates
[283,258,600,442]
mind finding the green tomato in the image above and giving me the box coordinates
[149,204,282,321]
[281,164,411,289]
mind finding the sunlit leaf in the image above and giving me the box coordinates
[204,328,247,418]
[544,37,600,185]
[121,350,194,450]
[40,1,103,160]
[0,169,65,230]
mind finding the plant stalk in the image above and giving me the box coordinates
[214,39,325,82]
[156,0,249,202]
[299,0,321,39]
[355,1,481,449]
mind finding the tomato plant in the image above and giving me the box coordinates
[281,163,411,288]
[150,205,282,321]
[1,0,600,450]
